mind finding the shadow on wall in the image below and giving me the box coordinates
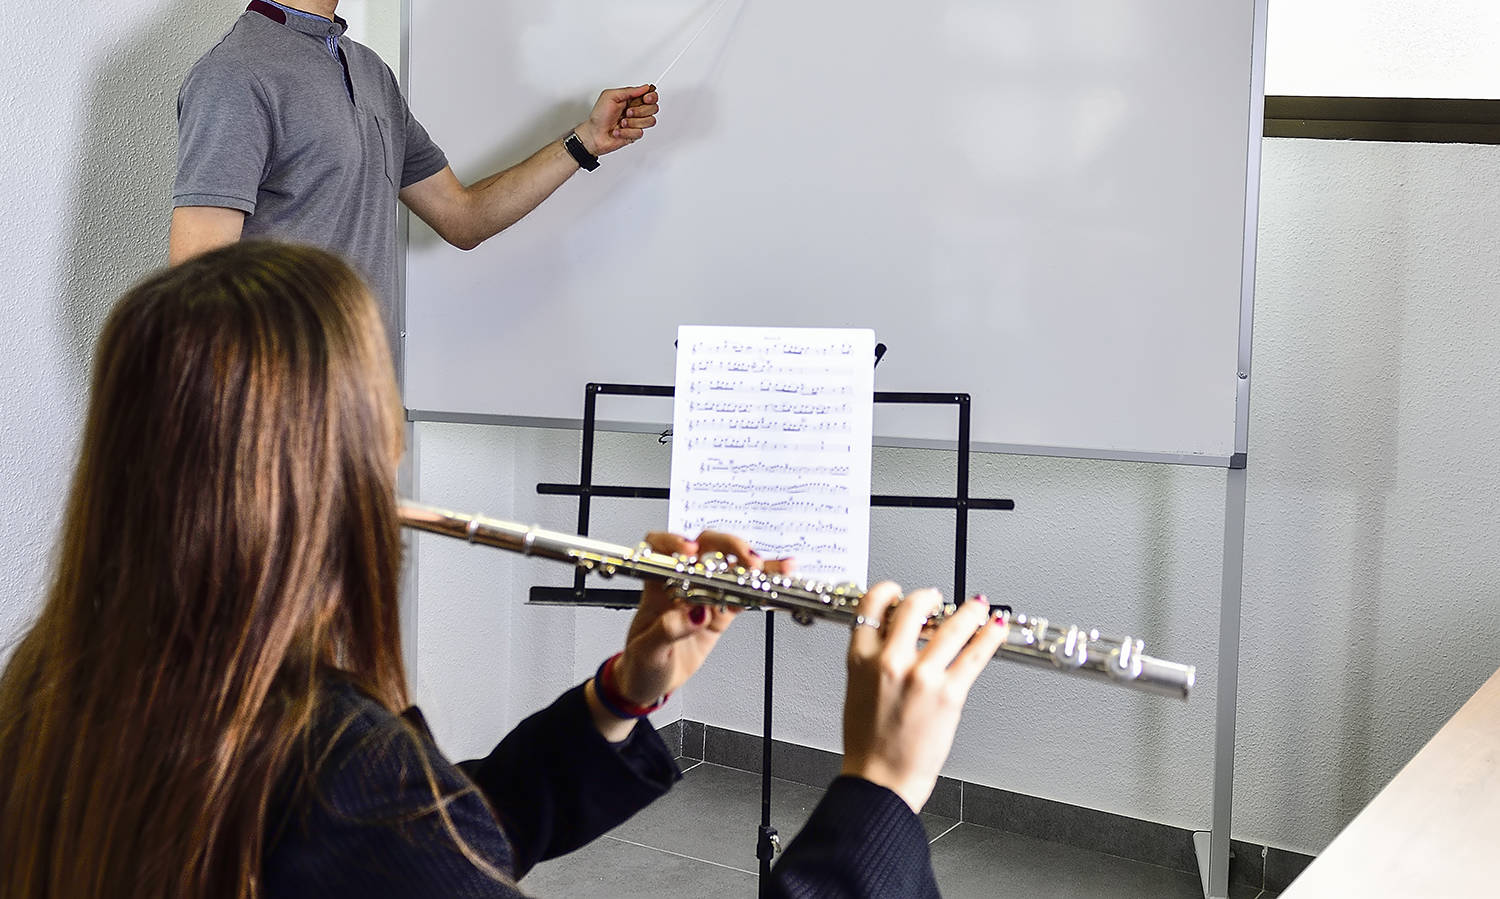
[1280,161,1406,830]
[402,1,727,253]
[55,1,241,388]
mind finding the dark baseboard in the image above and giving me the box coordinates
[660,719,1315,893]
[1264,96,1500,145]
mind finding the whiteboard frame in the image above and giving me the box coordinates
[1196,2,1267,897]
[404,408,1236,468]
[401,0,1256,461]
[397,3,1266,896]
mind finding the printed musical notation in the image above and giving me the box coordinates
[685,416,852,433]
[687,377,855,396]
[682,436,854,453]
[687,338,858,358]
[696,459,851,477]
[680,498,849,515]
[668,326,876,584]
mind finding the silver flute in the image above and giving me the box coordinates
[400,501,1195,700]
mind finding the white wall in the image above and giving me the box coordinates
[409,138,1500,856]
[1267,0,1500,98]
[4,0,1498,863]
[1,0,234,656]
[1236,139,1500,851]
[0,1,402,662]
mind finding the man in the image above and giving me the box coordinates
[171,0,658,362]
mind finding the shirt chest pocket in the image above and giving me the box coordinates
[364,111,400,189]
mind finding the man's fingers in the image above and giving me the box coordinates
[850,581,901,657]
[610,84,655,105]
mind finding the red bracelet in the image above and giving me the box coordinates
[594,652,670,719]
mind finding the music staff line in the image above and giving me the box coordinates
[688,341,857,358]
[682,479,848,496]
[680,498,850,515]
[682,436,854,453]
[688,379,856,397]
[683,518,852,536]
[686,416,853,433]
[687,400,853,416]
[696,459,851,477]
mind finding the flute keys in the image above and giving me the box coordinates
[1107,637,1146,681]
[1051,625,1087,669]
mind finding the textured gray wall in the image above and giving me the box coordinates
[0,2,401,659]
[4,0,1498,862]
[1,1,234,655]
[407,139,1500,856]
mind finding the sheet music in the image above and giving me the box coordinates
[669,326,875,585]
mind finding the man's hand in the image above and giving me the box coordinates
[401,85,661,253]
[575,85,660,157]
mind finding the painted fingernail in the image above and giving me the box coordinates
[689,606,707,625]
[969,594,987,605]
[747,549,761,558]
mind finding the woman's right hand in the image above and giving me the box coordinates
[838,583,1006,812]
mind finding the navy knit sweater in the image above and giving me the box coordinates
[262,679,937,897]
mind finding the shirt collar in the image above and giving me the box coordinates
[246,1,348,38]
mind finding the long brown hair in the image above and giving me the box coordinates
[0,241,408,897]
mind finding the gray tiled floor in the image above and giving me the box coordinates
[521,762,1278,898]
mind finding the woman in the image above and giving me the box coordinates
[0,241,1005,898]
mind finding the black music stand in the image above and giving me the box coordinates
[531,382,1013,894]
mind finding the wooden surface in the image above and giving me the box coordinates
[1283,665,1500,897]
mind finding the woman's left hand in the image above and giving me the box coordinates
[613,530,790,706]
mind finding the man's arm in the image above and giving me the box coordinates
[401,85,658,251]
[168,206,246,265]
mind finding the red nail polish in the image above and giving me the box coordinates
[689,606,707,625]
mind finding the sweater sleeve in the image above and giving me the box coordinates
[769,776,941,899]
[457,682,682,878]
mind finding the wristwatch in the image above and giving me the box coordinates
[563,131,600,171]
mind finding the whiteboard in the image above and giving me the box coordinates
[405,0,1258,461]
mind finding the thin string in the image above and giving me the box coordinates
[656,0,740,85]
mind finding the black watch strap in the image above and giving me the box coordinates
[564,131,600,171]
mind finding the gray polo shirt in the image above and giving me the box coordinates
[174,2,448,364]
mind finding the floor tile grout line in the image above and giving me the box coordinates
[952,819,1215,881]
[603,835,757,877]
[685,720,1322,885]
[679,759,703,774]
[928,820,963,845]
